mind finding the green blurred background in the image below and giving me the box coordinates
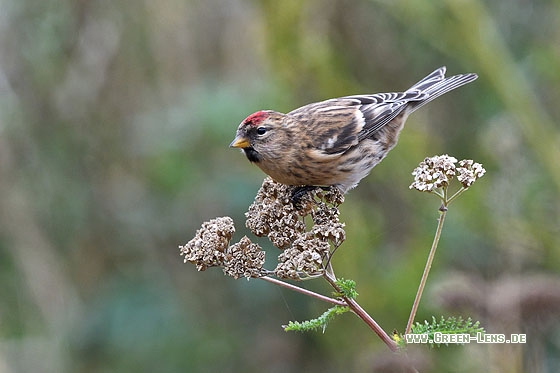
[1,0,559,372]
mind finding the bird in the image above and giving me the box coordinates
[230,66,477,195]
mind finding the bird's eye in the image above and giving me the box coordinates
[256,127,267,135]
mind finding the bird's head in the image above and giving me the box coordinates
[230,110,285,163]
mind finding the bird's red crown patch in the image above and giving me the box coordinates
[243,111,268,126]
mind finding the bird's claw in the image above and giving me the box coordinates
[290,185,331,208]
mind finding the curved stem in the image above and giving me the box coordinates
[405,205,448,334]
[324,272,398,351]
[447,186,468,205]
[260,276,346,306]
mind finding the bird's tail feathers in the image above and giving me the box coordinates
[408,66,447,92]
[406,67,478,113]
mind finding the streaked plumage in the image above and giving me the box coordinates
[230,67,477,193]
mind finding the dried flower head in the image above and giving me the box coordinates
[243,177,347,280]
[246,178,345,250]
[180,216,235,271]
[310,205,346,247]
[313,186,345,207]
[224,236,265,279]
[181,177,347,281]
[245,178,307,249]
[410,154,458,191]
[274,235,330,279]
[409,155,486,192]
[457,159,486,188]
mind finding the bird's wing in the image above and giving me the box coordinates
[287,92,426,154]
[286,99,365,155]
[285,67,477,156]
[347,91,427,141]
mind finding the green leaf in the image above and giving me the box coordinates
[397,316,485,348]
[283,306,350,333]
[333,278,358,299]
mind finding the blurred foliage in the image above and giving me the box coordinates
[0,0,559,372]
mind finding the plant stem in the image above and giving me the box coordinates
[447,187,468,205]
[405,203,448,335]
[324,272,398,351]
[260,276,346,307]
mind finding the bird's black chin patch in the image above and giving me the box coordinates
[243,147,261,163]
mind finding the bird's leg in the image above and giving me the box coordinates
[290,185,331,207]
[290,186,315,206]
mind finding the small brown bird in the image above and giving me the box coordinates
[230,67,477,193]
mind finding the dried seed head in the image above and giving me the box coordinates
[245,178,307,249]
[313,186,345,207]
[244,178,347,279]
[457,159,486,188]
[310,204,346,247]
[224,236,265,279]
[182,177,348,280]
[179,216,235,271]
[409,154,458,191]
[274,236,330,280]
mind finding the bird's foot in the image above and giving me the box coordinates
[290,185,331,208]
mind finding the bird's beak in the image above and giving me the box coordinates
[229,135,250,149]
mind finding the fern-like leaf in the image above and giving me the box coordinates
[283,306,350,333]
[333,278,358,299]
[396,316,485,348]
